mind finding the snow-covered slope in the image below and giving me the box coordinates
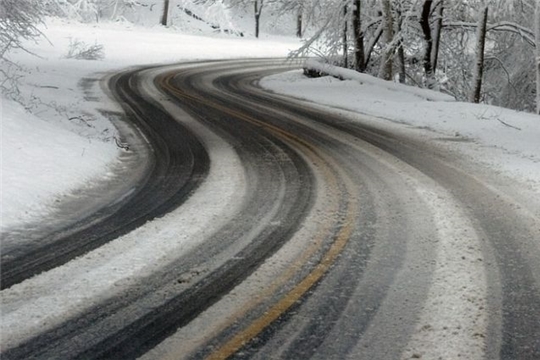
[54,0,298,37]
[1,98,117,228]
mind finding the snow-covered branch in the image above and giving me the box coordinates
[443,20,535,47]
[0,0,44,57]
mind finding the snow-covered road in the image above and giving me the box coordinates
[3,60,540,359]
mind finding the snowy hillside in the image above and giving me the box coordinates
[45,0,299,37]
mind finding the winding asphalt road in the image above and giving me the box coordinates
[0,69,210,290]
[2,60,539,360]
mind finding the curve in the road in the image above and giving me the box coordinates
[1,62,317,359]
[0,69,210,290]
[3,60,539,360]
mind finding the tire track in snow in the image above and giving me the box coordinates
[0,69,210,290]
[400,185,489,359]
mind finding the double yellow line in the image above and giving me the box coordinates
[159,70,358,359]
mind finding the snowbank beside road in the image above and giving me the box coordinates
[1,99,117,228]
[303,58,455,102]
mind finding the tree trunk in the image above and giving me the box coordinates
[397,45,406,83]
[431,0,444,74]
[365,22,384,68]
[161,0,170,26]
[420,0,434,88]
[378,0,394,81]
[352,0,365,72]
[111,0,119,20]
[396,3,406,83]
[471,6,489,104]
[535,1,540,114]
[296,8,303,38]
[255,14,260,38]
[343,5,348,68]
[254,0,261,38]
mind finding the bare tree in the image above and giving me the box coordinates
[440,0,537,110]
[471,6,488,103]
[161,0,170,26]
[289,1,347,61]
[352,0,365,72]
[420,0,438,88]
[431,0,444,74]
[254,0,264,38]
[0,0,44,58]
[342,4,348,67]
[536,0,540,114]
[296,1,304,37]
[0,0,45,101]
[378,0,394,80]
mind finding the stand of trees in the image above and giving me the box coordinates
[289,0,540,114]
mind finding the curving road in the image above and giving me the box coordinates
[2,60,540,360]
[0,69,210,290]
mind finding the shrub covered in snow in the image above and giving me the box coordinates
[65,38,105,60]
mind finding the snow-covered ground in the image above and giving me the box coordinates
[1,18,299,231]
[261,60,540,194]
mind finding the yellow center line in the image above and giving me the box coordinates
[180,164,340,351]
[157,71,358,360]
[206,200,356,360]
